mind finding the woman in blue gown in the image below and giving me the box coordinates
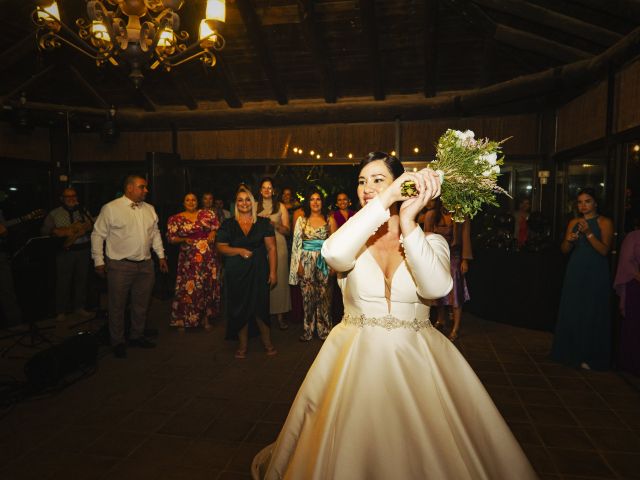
[551,188,614,370]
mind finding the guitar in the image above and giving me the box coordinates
[3,209,46,228]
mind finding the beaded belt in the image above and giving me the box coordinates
[342,313,432,331]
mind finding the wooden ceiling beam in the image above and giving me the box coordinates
[1,65,55,102]
[236,0,288,105]
[444,0,591,63]
[569,0,640,23]
[0,34,36,72]
[135,88,157,112]
[69,65,110,109]
[472,0,622,47]
[357,0,384,100]
[11,25,640,129]
[169,70,198,110]
[298,0,338,103]
[211,53,242,109]
[424,0,439,98]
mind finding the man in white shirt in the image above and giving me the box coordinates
[91,175,168,358]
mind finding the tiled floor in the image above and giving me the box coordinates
[1,302,639,480]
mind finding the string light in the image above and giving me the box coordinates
[316,154,321,159]
[293,147,298,153]
[348,153,353,159]
[413,147,420,154]
[390,150,396,156]
[298,149,303,155]
[328,152,333,158]
[310,150,315,156]
[633,144,640,152]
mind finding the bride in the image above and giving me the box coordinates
[252,152,537,479]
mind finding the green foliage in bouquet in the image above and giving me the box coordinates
[402,129,509,223]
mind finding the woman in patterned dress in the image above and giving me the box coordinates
[423,198,472,341]
[257,178,292,330]
[167,193,220,330]
[289,190,337,341]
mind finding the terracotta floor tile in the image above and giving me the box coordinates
[570,408,627,429]
[536,425,596,449]
[518,388,563,407]
[602,452,640,478]
[526,405,578,426]
[547,448,614,476]
[584,427,640,453]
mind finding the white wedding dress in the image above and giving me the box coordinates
[252,198,537,480]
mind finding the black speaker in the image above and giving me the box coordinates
[24,332,99,391]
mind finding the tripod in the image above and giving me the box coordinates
[0,236,61,357]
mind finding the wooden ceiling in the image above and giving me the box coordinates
[0,0,639,129]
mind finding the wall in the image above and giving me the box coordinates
[67,113,540,163]
[70,131,172,162]
[556,81,608,152]
[0,125,50,162]
[614,58,640,133]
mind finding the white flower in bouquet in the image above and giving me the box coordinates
[480,152,497,165]
[400,129,510,222]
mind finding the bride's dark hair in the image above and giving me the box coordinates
[359,152,404,179]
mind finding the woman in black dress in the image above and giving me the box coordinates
[217,186,278,359]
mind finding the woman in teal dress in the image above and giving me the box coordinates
[217,186,278,359]
[551,188,614,370]
[289,190,337,341]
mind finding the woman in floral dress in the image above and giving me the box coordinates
[289,190,337,341]
[167,193,220,330]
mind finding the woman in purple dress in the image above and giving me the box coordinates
[614,215,640,375]
[423,198,472,341]
[331,191,356,228]
[330,192,356,322]
[167,193,220,330]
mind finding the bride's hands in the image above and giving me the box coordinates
[398,169,441,222]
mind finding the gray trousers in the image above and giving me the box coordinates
[106,258,155,346]
[0,252,22,326]
[56,248,90,314]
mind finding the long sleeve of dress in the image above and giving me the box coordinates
[402,225,453,300]
[321,197,390,272]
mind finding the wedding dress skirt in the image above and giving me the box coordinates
[252,198,537,480]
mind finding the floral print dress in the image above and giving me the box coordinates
[167,210,220,328]
[289,216,332,340]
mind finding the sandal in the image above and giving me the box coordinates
[234,348,247,359]
[265,346,278,356]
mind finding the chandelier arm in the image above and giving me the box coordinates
[165,32,222,65]
[57,20,100,56]
[163,50,215,68]
[46,33,106,61]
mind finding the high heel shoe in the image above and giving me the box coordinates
[234,347,247,359]
[448,330,459,342]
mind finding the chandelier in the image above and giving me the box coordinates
[33,0,226,87]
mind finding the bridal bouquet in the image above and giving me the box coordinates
[401,129,509,222]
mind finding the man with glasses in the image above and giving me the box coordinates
[41,187,94,322]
